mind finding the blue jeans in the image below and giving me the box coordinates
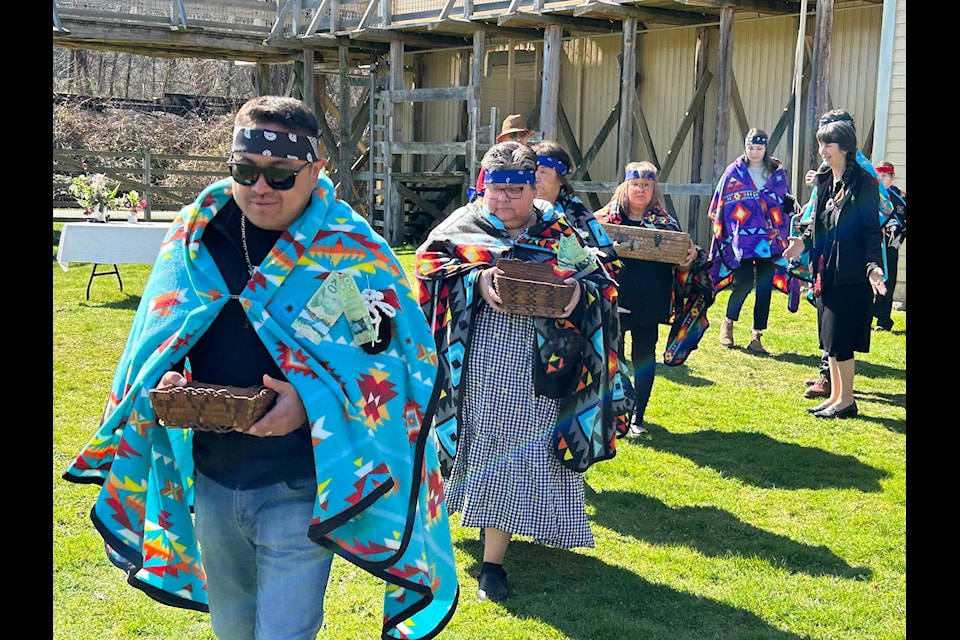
[194,472,334,640]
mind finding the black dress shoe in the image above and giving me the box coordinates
[806,401,832,414]
[478,563,510,602]
[813,402,858,419]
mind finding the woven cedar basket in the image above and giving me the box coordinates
[149,382,278,433]
[601,223,690,264]
[493,259,576,318]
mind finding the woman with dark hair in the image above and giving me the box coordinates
[708,127,793,354]
[784,117,886,419]
[533,139,621,280]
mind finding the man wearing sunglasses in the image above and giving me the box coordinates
[63,96,459,640]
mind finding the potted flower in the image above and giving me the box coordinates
[69,163,121,223]
[122,190,148,223]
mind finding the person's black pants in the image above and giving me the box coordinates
[724,258,776,330]
[873,245,899,330]
[621,321,660,424]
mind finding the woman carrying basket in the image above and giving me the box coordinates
[595,161,699,436]
[414,141,628,603]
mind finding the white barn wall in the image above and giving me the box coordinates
[635,27,701,232]
[720,16,798,171]
[882,0,906,307]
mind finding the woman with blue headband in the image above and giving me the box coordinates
[414,141,628,603]
[595,161,699,437]
[707,127,794,355]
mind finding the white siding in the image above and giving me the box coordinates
[888,0,907,305]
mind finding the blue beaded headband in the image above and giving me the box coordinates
[485,169,536,185]
[537,155,569,176]
[232,127,320,162]
[625,169,657,181]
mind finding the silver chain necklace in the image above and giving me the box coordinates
[240,214,255,277]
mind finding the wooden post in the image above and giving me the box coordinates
[302,49,317,118]
[808,0,834,171]
[540,25,562,142]
[713,6,734,181]
[617,18,637,178]
[389,40,405,245]
[339,46,352,201]
[792,0,809,190]
[470,30,485,196]
[688,27,708,245]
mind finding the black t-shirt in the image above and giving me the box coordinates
[186,200,317,490]
[616,217,676,327]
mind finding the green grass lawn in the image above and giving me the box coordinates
[53,225,906,639]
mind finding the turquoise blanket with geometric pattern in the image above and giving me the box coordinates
[63,171,459,639]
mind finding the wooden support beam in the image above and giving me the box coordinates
[571,103,620,182]
[396,181,446,221]
[712,6,734,181]
[687,26,708,245]
[540,26,562,141]
[500,11,617,35]
[730,71,749,141]
[808,0,834,171]
[574,1,706,27]
[660,69,713,182]
[617,19,637,177]
[631,99,660,169]
[339,45,353,198]
[557,104,602,211]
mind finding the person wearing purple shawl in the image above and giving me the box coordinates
[707,128,794,355]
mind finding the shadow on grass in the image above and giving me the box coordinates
[586,488,871,580]
[457,540,805,640]
[79,295,143,311]
[636,425,889,492]
[656,363,713,388]
[770,351,906,384]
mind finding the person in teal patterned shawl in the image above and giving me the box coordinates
[62,96,458,640]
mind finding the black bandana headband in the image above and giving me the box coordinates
[232,127,320,162]
[818,112,855,131]
[746,134,768,146]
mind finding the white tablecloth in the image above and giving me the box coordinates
[57,221,171,271]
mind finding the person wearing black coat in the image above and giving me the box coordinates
[784,117,886,419]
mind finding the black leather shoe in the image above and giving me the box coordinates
[478,563,510,602]
[813,402,858,419]
[806,401,832,414]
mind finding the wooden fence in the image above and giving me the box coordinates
[53,148,229,219]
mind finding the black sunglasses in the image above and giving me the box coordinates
[227,160,313,191]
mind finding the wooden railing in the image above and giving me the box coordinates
[53,148,230,219]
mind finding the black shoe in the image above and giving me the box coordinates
[873,325,891,332]
[806,401,832,414]
[813,402,858,419]
[478,563,510,602]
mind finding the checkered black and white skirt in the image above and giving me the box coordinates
[444,306,594,549]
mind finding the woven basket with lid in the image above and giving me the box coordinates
[493,258,576,318]
[601,223,690,264]
[149,382,278,433]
